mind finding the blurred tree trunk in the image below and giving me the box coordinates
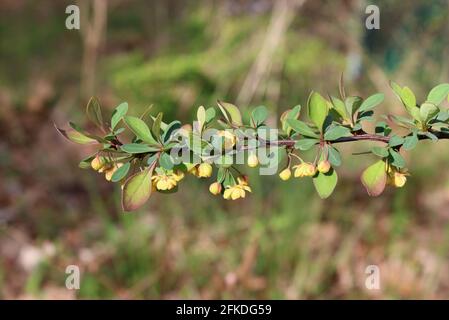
[236,0,305,107]
[79,0,108,101]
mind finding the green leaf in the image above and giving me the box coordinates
[55,126,97,145]
[361,160,387,197]
[162,121,181,143]
[124,116,158,145]
[121,143,160,154]
[152,112,163,141]
[307,92,329,132]
[111,102,128,130]
[217,101,243,126]
[121,168,153,212]
[251,105,268,126]
[205,107,216,123]
[216,167,226,183]
[359,93,384,113]
[324,125,351,141]
[329,96,348,120]
[403,134,418,150]
[427,83,449,105]
[419,102,439,123]
[86,97,104,129]
[79,155,95,169]
[280,105,301,135]
[388,135,404,147]
[401,86,416,110]
[159,153,174,169]
[375,122,392,136]
[389,150,405,168]
[390,81,403,98]
[111,162,131,182]
[345,96,363,116]
[328,146,342,166]
[286,119,320,138]
[313,168,338,199]
[295,138,318,151]
[371,146,389,158]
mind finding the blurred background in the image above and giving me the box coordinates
[1,0,449,299]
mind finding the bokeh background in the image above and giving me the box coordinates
[1,0,449,299]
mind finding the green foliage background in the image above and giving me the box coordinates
[1,0,449,299]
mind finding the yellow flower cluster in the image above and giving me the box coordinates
[293,162,317,178]
[91,155,122,181]
[280,159,332,181]
[152,170,185,191]
[223,176,251,200]
[387,165,407,188]
[151,170,184,191]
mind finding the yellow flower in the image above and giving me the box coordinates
[151,173,178,191]
[217,130,237,149]
[237,175,249,186]
[317,160,331,174]
[209,182,222,195]
[223,184,252,200]
[91,155,107,171]
[187,165,199,177]
[293,162,316,178]
[279,168,292,181]
[198,163,213,178]
[387,169,407,188]
[247,154,259,168]
[104,163,123,181]
[172,170,185,182]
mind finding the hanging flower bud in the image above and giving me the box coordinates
[209,182,222,195]
[279,168,292,181]
[247,154,259,168]
[317,160,331,174]
[198,163,213,178]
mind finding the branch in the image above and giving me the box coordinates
[266,131,449,147]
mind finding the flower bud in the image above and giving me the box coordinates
[91,155,107,171]
[209,182,222,195]
[392,172,407,187]
[217,130,237,150]
[279,168,292,181]
[294,162,316,178]
[317,160,331,174]
[247,154,259,168]
[198,163,213,178]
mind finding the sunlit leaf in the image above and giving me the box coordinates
[121,143,160,154]
[358,93,384,113]
[286,119,320,138]
[308,92,329,132]
[361,160,386,196]
[217,101,243,126]
[313,168,338,199]
[324,125,351,141]
[111,102,128,130]
[295,138,318,151]
[121,168,153,212]
[427,83,449,106]
[124,116,158,145]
